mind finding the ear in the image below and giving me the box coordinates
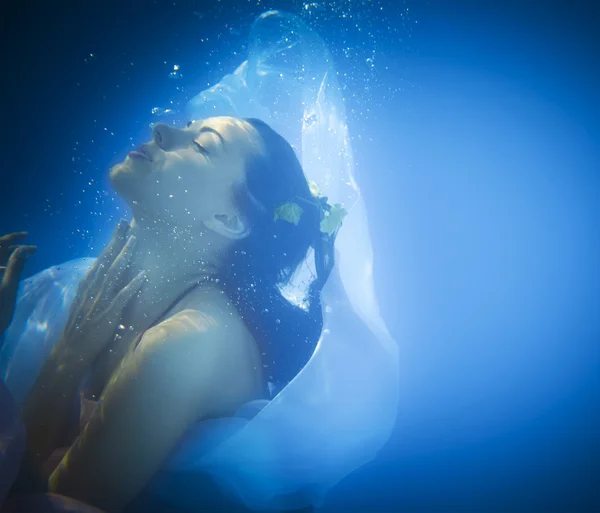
[203,213,250,240]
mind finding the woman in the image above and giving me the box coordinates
[16,116,336,512]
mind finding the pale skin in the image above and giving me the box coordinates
[20,117,267,512]
[0,233,36,337]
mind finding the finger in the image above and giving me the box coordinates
[101,271,146,325]
[91,235,137,315]
[3,246,37,281]
[87,219,131,284]
[105,234,137,288]
[0,232,28,248]
[88,220,131,288]
[66,220,130,333]
[7,245,37,255]
[0,246,36,335]
[0,233,29,264]
[73,220,130,307]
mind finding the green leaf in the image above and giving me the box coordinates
[320,203,348,235]
[274,202,304,226]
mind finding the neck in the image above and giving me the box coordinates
[122,217,224,332]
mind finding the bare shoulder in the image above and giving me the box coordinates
[47,295,263,511]
[134,290,264,417]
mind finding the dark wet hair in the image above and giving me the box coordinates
[219,118,336,393]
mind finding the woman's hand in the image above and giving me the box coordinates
[53,219,146,372]
[19,220,146,476]
[0,232,36,337]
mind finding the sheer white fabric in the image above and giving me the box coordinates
[177,11,399,510]
[0,259,95,406]
[0,11,398,511]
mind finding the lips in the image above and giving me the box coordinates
[128,151,151,161]
[128,144,153,161]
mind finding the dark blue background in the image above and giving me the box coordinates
[1,1,598,512]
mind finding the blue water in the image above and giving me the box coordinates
[1,1,598,512]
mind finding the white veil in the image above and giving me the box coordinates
[166,11,399,510]
[0,11,398,511]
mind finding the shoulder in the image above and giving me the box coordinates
[137,288,255,364]
[134,298,263,416]
[47,293,262,510]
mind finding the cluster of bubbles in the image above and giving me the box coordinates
[148,0,416,126]
[168,64,182,80]
[67,0,416,255]
[298,0,416,116]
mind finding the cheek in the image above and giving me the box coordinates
[151,153,240,222]
[155,163,224,221]
[156,157,204,193]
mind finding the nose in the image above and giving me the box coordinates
[151,122,183,150]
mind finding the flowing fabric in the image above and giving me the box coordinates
[0,11,398,511]
[0,259,95,406]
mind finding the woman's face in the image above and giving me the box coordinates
[110,116,263,231]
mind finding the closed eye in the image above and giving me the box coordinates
[193,141,209,155]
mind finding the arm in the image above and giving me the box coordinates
[17,353,88,492]
[48,308,258,512]
[19,221,142,474]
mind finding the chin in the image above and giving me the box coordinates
[109,161,141,203]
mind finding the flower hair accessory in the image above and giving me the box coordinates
[274,180,348,236]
